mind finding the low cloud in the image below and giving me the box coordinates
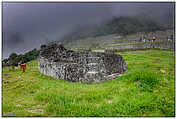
[2,2,174,59]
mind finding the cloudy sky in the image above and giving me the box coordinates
[2,2,175,59]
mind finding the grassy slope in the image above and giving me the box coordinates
[2,49,175,117]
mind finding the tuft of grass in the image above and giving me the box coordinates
[130,70,160,92]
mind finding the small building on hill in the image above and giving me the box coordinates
[38,44,127,83]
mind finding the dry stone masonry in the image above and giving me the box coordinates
[104,41,175,52]
[38,44,127,83]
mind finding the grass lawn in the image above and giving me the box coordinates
[2,49,175,117]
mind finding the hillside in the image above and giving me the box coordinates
[63,29,174,51]
[60,16,167,46]
[2,49,175,117]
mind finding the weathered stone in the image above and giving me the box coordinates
[104,41,175,52]
[38,43,127,83]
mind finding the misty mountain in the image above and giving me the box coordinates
[59,16,170,45]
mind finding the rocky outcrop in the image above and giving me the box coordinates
[38,44,127,83]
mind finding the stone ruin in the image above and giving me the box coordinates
[38,44,127,83]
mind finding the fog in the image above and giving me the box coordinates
[2,2,174,59]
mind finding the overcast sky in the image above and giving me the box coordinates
[2,2,175,59]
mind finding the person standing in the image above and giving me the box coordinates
[152,36,154,42]
[152,35,156,42]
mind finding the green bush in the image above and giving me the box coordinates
[3,48,40,67]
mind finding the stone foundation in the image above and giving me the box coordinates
[38,44,127,83]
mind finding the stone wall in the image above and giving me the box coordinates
[104,41,175,52]
[38,44,127,83]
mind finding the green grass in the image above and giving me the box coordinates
[2,49,175,117]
